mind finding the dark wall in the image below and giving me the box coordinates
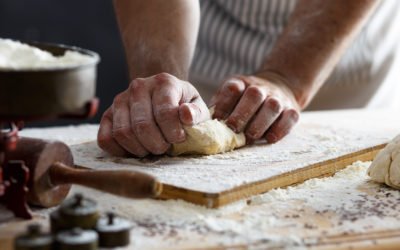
[0,0,129,126]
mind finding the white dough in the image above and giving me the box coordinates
[0,38,96,69]
[169,119,246,156]
[368,134,400,188]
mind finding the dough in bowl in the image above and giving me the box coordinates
[368,134,400,188]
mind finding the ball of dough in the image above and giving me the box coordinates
[169,119,246,156]
[368,134,400,188]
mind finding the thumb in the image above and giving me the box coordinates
[179,99,210,126]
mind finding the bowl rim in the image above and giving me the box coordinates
[0,39,100,73]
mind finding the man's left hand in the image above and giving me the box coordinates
[210,74,300,144]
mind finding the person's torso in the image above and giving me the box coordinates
[191,0,400,109]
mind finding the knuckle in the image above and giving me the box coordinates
[130,102,145,114]
[154,78,177,92]
[130,78,145,89]
[102,108,112,117]
[266,98,282,114]
[163,82,178,94]
[132,120,151,134]
[154,104,176,122]
[156,72,173,80]
[245,86,265,101]
[113,92,125,105]
[154,72,176,84]
[223,80,244,96]
[113,126,132,140]
[286,109,300,122]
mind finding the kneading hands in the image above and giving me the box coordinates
[98,0,379,157]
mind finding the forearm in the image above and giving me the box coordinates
[113,0,200,80]
[257,0,380,109]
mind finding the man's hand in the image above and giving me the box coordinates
[97,73,210,157]
[210,74,300,144]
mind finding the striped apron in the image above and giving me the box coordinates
[190,0,400,110]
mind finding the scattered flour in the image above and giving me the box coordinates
[47,161,400,249]
[0,38,96,69]
[251,161,371,207]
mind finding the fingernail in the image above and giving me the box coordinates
[180,104,194,125]
[245,135,255,144]
[213,111,223,120]
[188,106,198,125]
[226,122,238,133]
[176,129,186,142]
[266,133,277,143]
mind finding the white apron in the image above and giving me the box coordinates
[190,0,400,110]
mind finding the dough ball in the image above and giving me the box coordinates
[169,119,246,156]
[368,134,400,188]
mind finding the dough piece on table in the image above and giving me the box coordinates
[368,134,400,188]
[169,119,246,156]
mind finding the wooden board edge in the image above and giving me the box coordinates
[158,184,218,207]
[212,143,387,208]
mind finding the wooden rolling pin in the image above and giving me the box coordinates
[4,137,162,207]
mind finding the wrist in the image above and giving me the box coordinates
[253,70,309,110]
[126,53,189,81]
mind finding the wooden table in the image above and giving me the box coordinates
[1,109,400,249]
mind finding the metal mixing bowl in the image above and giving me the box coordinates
[0,41,100,120]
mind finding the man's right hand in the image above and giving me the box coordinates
[97,73,210,157]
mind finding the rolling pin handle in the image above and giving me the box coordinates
[49,161,162,199]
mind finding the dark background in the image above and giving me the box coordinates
[0,0,129,127]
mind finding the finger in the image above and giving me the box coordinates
[245,97,282,143]
[130,78,170,155]
[97,108,129,157]
[112,92,149,157]
[179,97,210,126]
[211,77,245,120]
[265,109,299,143]
[152,76,185,144]
[225,85,267,133]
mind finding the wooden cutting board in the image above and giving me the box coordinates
[71,109,400,208]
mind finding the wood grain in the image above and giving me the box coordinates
[156,143,386,207]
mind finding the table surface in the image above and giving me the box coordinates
[1,109,400,249]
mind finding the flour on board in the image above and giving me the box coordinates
[19,109,400,194]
